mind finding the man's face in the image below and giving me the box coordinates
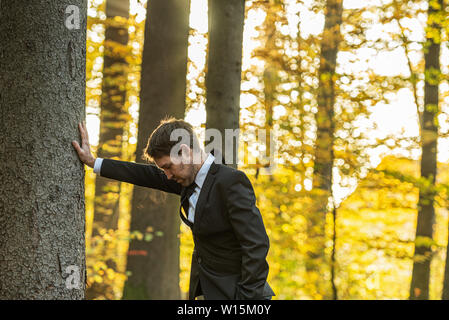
[154,153,195,187]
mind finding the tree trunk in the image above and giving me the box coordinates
[308,0,342,299]
[443,228,449,299]
[122,0,190,300]
[205,0,246,169]
[261,0,280,176]
[410,0,443,300]
[93,0,129,238]
[87,0,130,300]
[0,1,87,299]
[296,14,306,190]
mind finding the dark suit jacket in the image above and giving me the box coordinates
[99,158,275,300]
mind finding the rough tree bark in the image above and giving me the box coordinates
[409,0,443,300]
[205,0,246,169]
[0,1,87,299]
[308,0,342,299]
[122,0,190,300]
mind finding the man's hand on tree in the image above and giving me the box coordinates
[72,121,95,168]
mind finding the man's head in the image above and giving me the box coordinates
[144,118,203,187]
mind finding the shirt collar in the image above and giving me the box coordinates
[194,153,215,188]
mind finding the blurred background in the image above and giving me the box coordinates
[83,0,449,300]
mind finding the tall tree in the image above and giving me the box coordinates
[409,0,444,300]
[0,1,87,299]
[443,227,449,299]
[205,0,246,168]
[308,0,343,299]
[442,1,449,302]
[87,0,130,300]
[261,0,283,175]
[92,0,129,239]
[122,0,190,299]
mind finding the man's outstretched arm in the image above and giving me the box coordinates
[72,122,181,195]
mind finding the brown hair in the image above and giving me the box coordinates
[143,117,200,161]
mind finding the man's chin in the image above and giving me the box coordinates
[179,179,194,187]
[173,177,193,187]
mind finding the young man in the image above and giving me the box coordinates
[72,118,274,300]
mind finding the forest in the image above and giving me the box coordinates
[1,0,449,300]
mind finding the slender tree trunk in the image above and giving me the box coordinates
[410,0,443,300]
[205,0,246,168]
[438,0,449,302]
[0,1,87,299]
[443,227,449,299]
[307,0,342,299]
[261,0,279,175]
[296,16,306,190]
[87,0,130,300]
[330,205,338,300]
[93,0,129,237]
[122,0,190,300]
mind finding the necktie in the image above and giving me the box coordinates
[180,182,197,228]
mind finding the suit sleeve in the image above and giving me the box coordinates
[226,170,270,299]
[99,158,182,195]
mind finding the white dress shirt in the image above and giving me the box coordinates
[93,153,216,223]
[186,153,215,223]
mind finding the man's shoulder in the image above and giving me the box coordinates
[213,163,250,185]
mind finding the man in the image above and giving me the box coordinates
[72,118,275,300]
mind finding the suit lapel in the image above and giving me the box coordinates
[180,186,187,199]
[193,162,219,232]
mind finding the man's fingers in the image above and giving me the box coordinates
[72,141,87,158]
[84,122,89,138]
[78,122,88,146]
[72,140,82,154]
[81,121,89,145]
[78,122,85,142]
